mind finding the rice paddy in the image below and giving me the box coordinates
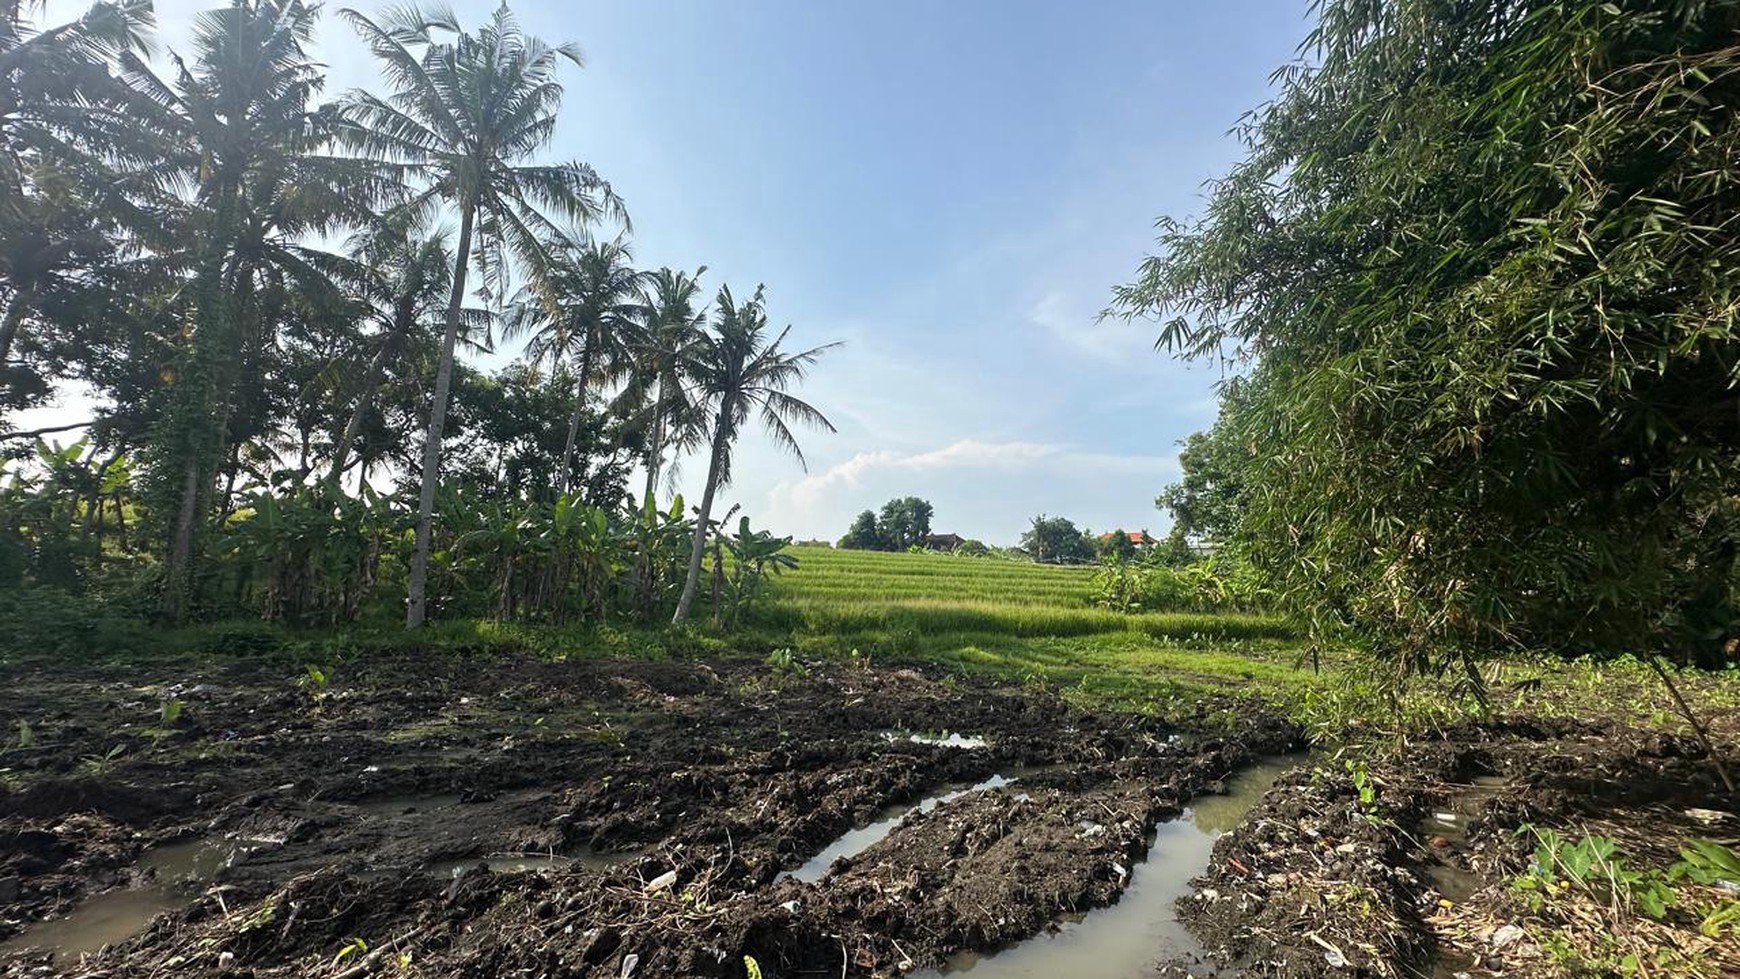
[761,546,1308,707]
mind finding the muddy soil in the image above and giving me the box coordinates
[1180,718,1739,979]
[0,653,1300,978]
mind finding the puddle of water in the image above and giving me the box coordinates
[0,887,184,960]
[427,849,633,878]
[881,730,989,749]
[915,758,1302,979]
[0,834,247,961]
[1187,757,1303,835]
[791,774,1022,883]
[138,837,257,883]
[1418,775,1510,904]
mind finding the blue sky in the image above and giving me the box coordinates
[33,0,1314,544]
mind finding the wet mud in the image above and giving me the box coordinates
[0,654,1297,977]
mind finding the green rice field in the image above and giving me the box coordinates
[759,546,1306,707]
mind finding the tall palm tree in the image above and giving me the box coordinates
[626,265,708,507]
[506,231,647,497]
[0,0,153,372]
[120,0,380,620]
[0,0,153,209]
[671,286,837,624]
[338,3,627,628]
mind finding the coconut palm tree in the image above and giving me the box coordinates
[337,2,627,628]
[118,0,381,620]
[505,231,647,497]
[671,286,837,624]
[0,0,153,209]
[625,265,708,506]
[0,0,153,372]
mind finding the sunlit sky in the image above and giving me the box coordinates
[28,0,1314,544]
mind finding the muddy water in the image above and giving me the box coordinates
[1418,775,1509,904]
[0,836,236,960]
[791,774,1025,883]
[0,793,603,961]
[0,887,183,960]
[918,757,1303,979]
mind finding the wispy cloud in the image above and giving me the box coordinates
[1028,289,1157,366]
[765,439,1179,541]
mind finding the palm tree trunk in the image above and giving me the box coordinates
[672,411,728,624]
[406,202,476,629]
[558,383,585,496]
[559,338,595,497]
[0,286,35,365]
[160,232,244,621]
[327,346,386,486]
[641,379,666,506]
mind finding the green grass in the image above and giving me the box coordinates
[757,545,1311,709]
[759,548,1740,743]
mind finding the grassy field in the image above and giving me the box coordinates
[756,547,1740,739]
[757,546,1310,708]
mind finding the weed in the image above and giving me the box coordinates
[333,936,368,969]
[298,664,332,704]
[81,743,125,776]
[765,647,808,678]
[0,718,33,760]
[1345,759,1377,808]
[1514,827,1676,920]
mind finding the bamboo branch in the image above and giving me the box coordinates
[1647,654,1735,795]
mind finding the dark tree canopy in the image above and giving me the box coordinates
[837,496,934,550]
[1113,0,1740,667]
[877,496,933,550]
[1156,379,1251,547]
[1021,514,1093,565]
[837,509,882,550]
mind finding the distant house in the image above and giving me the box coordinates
[1098,531,1152,546]
[924,533,966,551]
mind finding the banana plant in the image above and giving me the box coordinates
[628,492,692,620]
[717,515,796,627]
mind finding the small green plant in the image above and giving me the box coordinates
[743,954,763,979]
[332,936,368,969]
[1514,827,1677,920]
[81,743,126,776]
[298,664,331,703]
[159,698,184,727]
[765,647,808,678]
[1345,759,1376,806]
[0,719,34,760]
[1671,840,1740,937]
[1672,839,1740,887]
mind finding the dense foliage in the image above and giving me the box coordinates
[1019,514,1095,565]
[1115,0,1740,669]
[836,496,934,551]
[0,0,834,632]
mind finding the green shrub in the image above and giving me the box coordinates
[0,585,156,660]
[184,620,291,658]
